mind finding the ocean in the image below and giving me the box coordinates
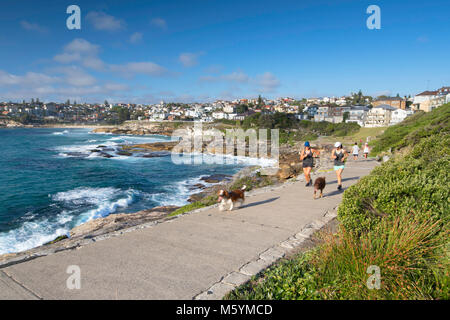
[0,128,259,255]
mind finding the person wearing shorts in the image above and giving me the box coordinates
[300,141,319,187]
[363,143,370,159]
[332,142,348,190]
[352,142,359,160]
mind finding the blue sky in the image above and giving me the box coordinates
[0,0,449,103]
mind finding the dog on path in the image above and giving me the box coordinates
[217,185,246,211]
[313,177,326,199]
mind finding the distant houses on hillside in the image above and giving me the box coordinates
[2,87,447,126]
[412,87,450,112]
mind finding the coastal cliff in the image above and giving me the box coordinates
[0,118,23,128]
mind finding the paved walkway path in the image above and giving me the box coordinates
[0,159,378,300]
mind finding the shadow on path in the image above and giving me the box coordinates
[240,197,279,209]
[324,188,348,197]
[326,176,360,185]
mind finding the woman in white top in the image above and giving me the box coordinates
[352,142,359,160]
[363,143,370,159]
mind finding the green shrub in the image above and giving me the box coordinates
[227,114,449,300]
[225,251,321,300]
[169,195,217,217]
[226,213,449,300]
[338,133,450,235]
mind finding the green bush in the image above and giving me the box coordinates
[227,112,449,300]
[225,251,321,300]
[227,207,449,300]
[338,133,450,235]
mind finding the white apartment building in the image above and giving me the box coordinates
[223,104,236,113]
[390,108,414,125]
[212,111,226,120]
[364,105,396,127]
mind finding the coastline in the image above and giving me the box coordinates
[0,125,333,264]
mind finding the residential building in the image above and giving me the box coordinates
[364,105,396,127]
[390,108,414,125]
[346,106,369,126]
[223,105,236,113]
[304,105,318,119]
[373,97,407,110]
[413,90,437,112]
[413,87,449,112]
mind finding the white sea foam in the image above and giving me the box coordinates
[172,152,277,167]
[0,186,145,255]
[52,186,140,225]
[52,186,119,205]
[52,130,70,135]
[149,175,220,207]
[0,212,71,255]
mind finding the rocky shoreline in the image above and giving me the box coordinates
[0,125,336,266]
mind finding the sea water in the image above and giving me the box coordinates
[0,128,256,255]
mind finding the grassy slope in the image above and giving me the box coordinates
[225,104,450,300]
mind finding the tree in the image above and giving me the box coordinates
[343,111,350,122]
[66,99,71,105]
[104,100,109,107]
[19,113,33,124]
[257,95,263,107]
[235,104,249,114]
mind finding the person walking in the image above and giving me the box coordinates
[331,142,348,190]
[300,141,319,187]
[352,142,360,160]
[363,143,370,159]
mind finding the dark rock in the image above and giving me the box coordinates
[188,183,206,191]
[116,150,133,156]
[200,174,232,184]
[188,192,207,202]
[99,152,114,158]
[65,152,89,158]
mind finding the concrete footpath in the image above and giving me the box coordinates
[0,160,378,300]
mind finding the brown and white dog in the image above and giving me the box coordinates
[217,185,246,211]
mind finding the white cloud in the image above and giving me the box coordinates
[0,70,58,86]
[53,39,105,71]
[255,72,280,93]
[222,71,249,83]
[53,52,81,64]
[179,52,202,67]
[20,20,48,33]
[104,83,129,91]
[64,38,100,54]
[86,11,125,31]
[129,32,143,44]
[57,66,97,87]
[199,71,249,83]
[0,68,130,102]
[151,18,167,30]
[110,62,168,77]
[198,70,280,94]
